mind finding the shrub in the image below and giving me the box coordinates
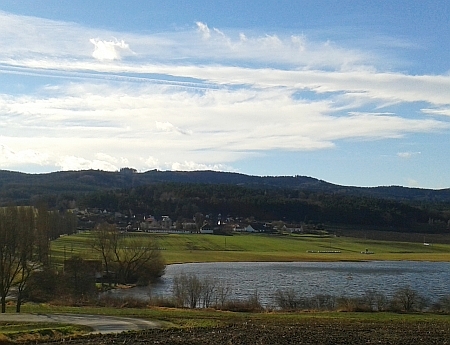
[273,291,337,311]
[96,295,148,308]
[172,273,202,308]
[147,295,177,308]
[339,290,389,312]
[308,294,336,311]
[364,289,389,312]
[274,288,300,311]
[431,295,450,313]
[25,268,60,302]
[337,296,360,312]
[222,291,263,312]
[172,273,232,309]
[390,286,429,312]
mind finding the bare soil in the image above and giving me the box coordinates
[28,319,450,345]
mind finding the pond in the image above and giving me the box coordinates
[106,261,450,306]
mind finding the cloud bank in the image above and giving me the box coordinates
[0,13,449,183]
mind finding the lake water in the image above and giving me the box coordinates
[107,261,450,306]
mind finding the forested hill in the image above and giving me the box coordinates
[0,168,450,206]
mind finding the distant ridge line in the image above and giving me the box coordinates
[0,169,449,204]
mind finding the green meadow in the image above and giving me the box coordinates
[51,231,450,266]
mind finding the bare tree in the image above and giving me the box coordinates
[172,273,232,309]
[63,256,97,298]
[35,204,50,266]
[91,222,117,286]
[172,273,203,308]
[172,273,187,307]
[91,224,165,285]
[391,286,427,312]
[215,283,232,309]
[15,206,38,312]
[201,277,217,308]
[0,206,42,313]
[0,207,21,313]
[274,288,300,310]
[1,205,73,312]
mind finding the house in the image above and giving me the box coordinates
[182,221,198,232]
[243,225,255,232]
[244,223,274,233]
[161,216,172,229]
[140,215,160,231]
[286,225,304,234]
[200,224,214,234]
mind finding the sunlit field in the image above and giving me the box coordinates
[51,231,450,266]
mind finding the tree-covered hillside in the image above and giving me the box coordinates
[79,183,450,233]
[1,169,449,233]
[1,169,450,206]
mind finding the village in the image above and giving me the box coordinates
[75,208,322,236]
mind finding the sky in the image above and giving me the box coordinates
[0,1,449,189]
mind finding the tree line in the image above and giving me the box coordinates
[0,205,77,313]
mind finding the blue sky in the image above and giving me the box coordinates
[0,1,449,188]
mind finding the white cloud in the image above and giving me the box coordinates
[95,153,128,165]
[397,151,421,159]
[0,144,50,166]
[140,156,235,172]
[421,108,450,117]
[90,38,132,61]
[57,155,118,171]
[5,58,450,108]
[155,121,192,135]
[0,12,374,70]
[196,22,211,40]
[170,161,233,172]
[0,81,445,174]
[142,156,161,170]
[406,178,420,187]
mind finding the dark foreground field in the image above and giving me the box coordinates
[33,319,450,345]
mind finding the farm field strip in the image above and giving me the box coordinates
[50,232,450,265]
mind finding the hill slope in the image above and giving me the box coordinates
[0,169,449,205]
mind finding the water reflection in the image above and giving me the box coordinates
[107,261,450,306]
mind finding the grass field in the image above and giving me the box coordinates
[50,231,450,266]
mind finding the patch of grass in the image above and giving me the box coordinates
[50,231,450,266]
[0,322,92,343]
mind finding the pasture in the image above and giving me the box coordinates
[50,231,450,266]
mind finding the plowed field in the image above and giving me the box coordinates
[32,319,450,345]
